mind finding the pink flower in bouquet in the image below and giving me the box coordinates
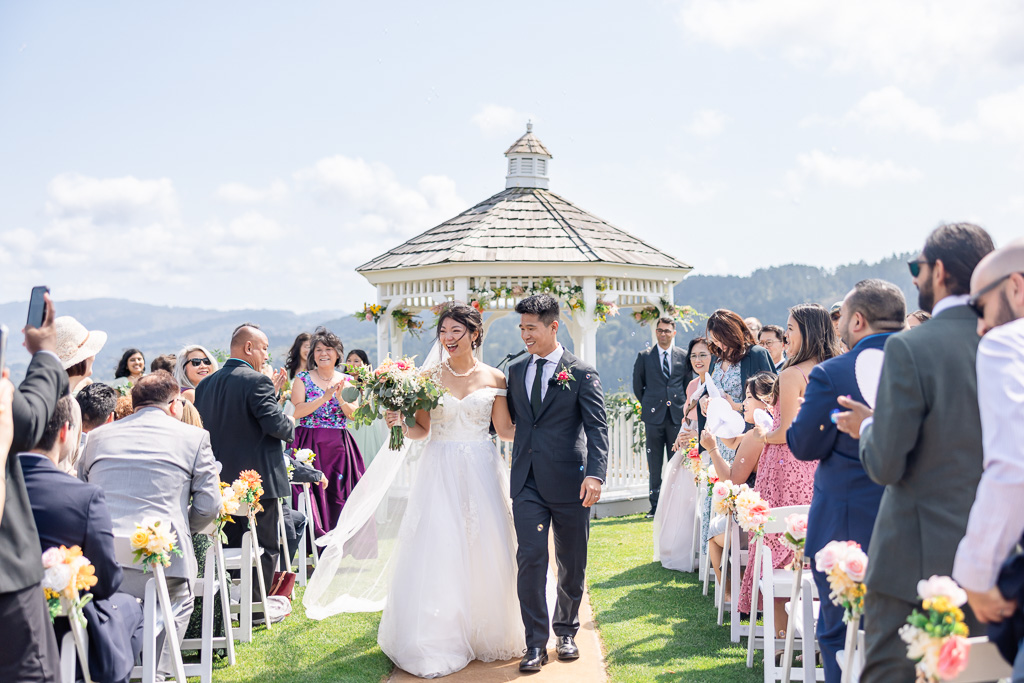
[365,313,373,321]
[785,513,808,541]
[396,360,410,371]
[41,546,67,569]
[815,541,844,573]
[839,548,868,582]
[936,635,970,680]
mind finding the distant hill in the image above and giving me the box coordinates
[1,252,919,389]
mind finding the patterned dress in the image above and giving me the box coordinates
[701,362,743,549]
[291,371,366,536]
[738,372,818,613]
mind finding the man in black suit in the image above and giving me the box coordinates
[21,395,143,683]
[632,317,689,517]
[0,294,67,683]
[507,295,608,672]
[194,323,293,598]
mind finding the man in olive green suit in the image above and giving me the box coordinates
[836,223,995,683]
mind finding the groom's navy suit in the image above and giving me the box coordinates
[507,345,608,649]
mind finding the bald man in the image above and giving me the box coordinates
[194,323,294,601]
[952,239,1024,672]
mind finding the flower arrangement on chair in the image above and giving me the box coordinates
[41,545,97,625]
[900,575,971,682]
[129,518,183,569]
[215,481,241,542]
[734,488,772,538]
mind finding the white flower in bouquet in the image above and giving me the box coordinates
[41,546,67,570]
[735,488,771,535]
[711,481,732,514]
[232,480,247,498]
[293,448,316,466]
[42,563,73,594]
[917,575,967,607]
[899,623,933,661]
[220,487,240,516]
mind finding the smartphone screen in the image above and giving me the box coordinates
[26,286,49,329]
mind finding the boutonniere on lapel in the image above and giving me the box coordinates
[549,362,576,391]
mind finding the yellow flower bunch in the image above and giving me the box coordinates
[129,517,183,569]
[40,545,98,624]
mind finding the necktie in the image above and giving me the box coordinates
[531,358,547,416]
[662,350,670,378]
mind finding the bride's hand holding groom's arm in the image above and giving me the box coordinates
[385,409,431,440]
[490,369,516,442]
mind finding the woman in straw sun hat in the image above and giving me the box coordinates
[55,316,107,397]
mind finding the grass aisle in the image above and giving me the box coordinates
[588,514,760,683]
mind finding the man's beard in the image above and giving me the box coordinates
[991,291,1018,329]
[917,277,935,313]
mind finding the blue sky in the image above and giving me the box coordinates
[2,1,1023,312]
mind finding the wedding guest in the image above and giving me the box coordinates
[80,371,220,679]
[290,327,363,536]
[150,353,176,374]
[113,395,134,421]
[20,396,143,683]
[835,223,994,683]
[738,303,840,633]
[1,293,66,682]
[55,316,107,396]
[343,349,386,467]
[76,382,117,457]
[744,316,762,338]
[952,240,1024,640]
[788,280,906,683]
[676,336,712,445]
[285,333,311,380]
[173,344,218,404]
[110,349,146,391]
[633,318,689,518]
[194,323,291,600]
[704,371,775,596]
[905,309,931,328]
[758,325,786,372]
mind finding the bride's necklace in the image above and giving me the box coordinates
[444,358,479,377]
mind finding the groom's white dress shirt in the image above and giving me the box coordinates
[524,343,564,403]
[952,316,1024,591]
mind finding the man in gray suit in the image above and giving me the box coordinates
[836,223,995,682]
[80,371,220,679]
[633,317,689,517]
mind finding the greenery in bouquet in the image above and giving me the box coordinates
[41,545,97,625]
[900,576,971,682]
[342,355,446,450]
[129,517,183,570]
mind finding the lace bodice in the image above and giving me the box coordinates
[429,387,504,443]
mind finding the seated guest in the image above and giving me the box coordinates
[76,383,117,456]
[55,316,107,397]
[787,279,906,683]
[21,396,144,683]
[150,354,176,374]
[79,372,220,679]
[758,325,787,372]
[173,344,218,404]
[113,395,134,421]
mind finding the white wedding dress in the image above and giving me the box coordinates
[304,385,524,679]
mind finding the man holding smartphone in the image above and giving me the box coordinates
[0,292,68,682]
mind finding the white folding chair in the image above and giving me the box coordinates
[715,515,733,625]
[692,497,703,576]
[222,528,271,643]
[113,536,188,683]
[56,593,93,683]
[179,535,236,681]
[295,483,318,586]
[725,520,751,643]
[276,498,290,573]
[836,629,865,683]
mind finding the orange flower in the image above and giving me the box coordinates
[74,564,98,592]
[239,470,262,487]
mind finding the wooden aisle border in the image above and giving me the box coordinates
[388,532,608,682]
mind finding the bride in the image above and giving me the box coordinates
[303,302,524,678]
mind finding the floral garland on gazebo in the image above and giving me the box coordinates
[633,297,702,330]
[353,304,424,337]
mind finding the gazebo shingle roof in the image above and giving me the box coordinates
[505,130,551,157]
[357,187,690,272]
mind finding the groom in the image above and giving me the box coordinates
[507,294,609,672]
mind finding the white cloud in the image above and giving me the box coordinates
[677,0,1024,81]
[784,150,921,195]
[471,104,534,136]
[686,109,726,137]
[977,85,1024,144]
[843,87,978,141]
[216,180,289,204]
[46,173,177,223]
[665,173,722,204]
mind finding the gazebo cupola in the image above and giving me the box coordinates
[505,122,551,189]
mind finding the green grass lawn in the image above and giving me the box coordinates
[206,514,761,682]
[587,514,761,683]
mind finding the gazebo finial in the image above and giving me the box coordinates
[504,122,551,189]
[526,120,533,133]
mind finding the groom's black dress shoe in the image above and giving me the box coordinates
[556,635,580,660]
[519,647,548,672]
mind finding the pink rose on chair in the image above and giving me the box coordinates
[815,542,842,573]
[839,548,868,582]
[785,514,808,541]
[936,635,969,680]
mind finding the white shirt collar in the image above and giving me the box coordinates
[532,342,564,366]
[931,294,970,318]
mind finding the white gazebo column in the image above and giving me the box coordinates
[390,317,404,359]
[481,310,510,364]
[579,277,599,366]
[454,277,469,303]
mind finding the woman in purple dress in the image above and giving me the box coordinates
[290,327,364,536]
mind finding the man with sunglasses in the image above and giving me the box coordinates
[951,239,1024,676]
[834,222,994,683]
[633,317,690,518]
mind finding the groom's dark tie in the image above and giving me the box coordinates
[531,358,547,417]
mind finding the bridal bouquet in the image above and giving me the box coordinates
[41,545,97,624]
[342,355,445,450]
[735,488,772,537]
[814,540,868,623]
[683,439,703,483]
[899,576,971,682]
[129,517,182,570]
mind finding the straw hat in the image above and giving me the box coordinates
[55,316,108,370]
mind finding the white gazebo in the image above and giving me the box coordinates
[357,123,692,365]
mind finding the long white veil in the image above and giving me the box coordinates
[303,342,443,619]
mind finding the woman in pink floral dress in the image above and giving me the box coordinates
[739,304,842,638]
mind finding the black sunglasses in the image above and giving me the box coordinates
[187,357,213,367]
[908,258,928,278]
[967,273,1019,318]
